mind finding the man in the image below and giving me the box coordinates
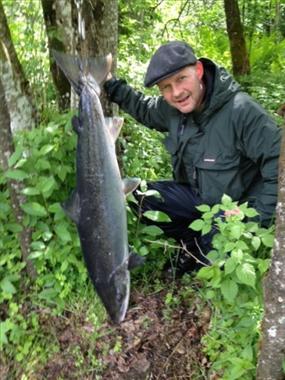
[104,41,281,276]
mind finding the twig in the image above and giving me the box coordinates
[194,237,213,264]
[180,241,210,267]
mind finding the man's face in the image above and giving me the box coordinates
[157,62,205,113]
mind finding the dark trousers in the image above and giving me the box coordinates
[130,180,213,271]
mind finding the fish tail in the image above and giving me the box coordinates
[52,50,112,95]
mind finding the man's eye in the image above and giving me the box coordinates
[160,85,170,92]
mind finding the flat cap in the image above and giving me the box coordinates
[144,41,197,88]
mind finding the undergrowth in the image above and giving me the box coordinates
[0,100,277,379]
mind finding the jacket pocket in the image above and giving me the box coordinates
[194,152,243,204]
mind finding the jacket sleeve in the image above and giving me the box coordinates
[104,78,170,132]
[234,93,281,226]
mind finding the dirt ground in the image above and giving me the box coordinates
[38,279,212,380]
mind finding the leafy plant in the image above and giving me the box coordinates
[190,195,274,379]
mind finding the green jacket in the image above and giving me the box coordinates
[104,58,281,226]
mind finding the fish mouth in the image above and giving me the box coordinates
[114,280,130,324]
[109,295,129,324]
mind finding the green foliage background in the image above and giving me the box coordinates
[1,0,285,378]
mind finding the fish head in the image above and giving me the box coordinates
[98,261,130,324]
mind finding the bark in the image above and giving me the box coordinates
[41,0,75,111]
[0,76,36,280]
[224,0,250,76]
[0,0,37,131]
[256,105,285,380]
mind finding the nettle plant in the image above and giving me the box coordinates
[190,194,274,380]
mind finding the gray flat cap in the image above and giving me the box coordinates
[144,41,197,88]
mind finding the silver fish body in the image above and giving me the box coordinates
[53,51,140,323]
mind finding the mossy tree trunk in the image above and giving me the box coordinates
[0,76,36,280]
[0,0,37,132]
[256,107,285,380]
[41,0,75,111]
[224,0,250,76]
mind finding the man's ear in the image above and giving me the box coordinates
[196,61,204,80]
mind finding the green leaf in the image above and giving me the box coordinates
[230,224,243,240]
[35,158,51,171]
[221,279,238,302]
[241,345,253,361]
[31,241,46,250]
[258,259,271,274]
[224,242,235,253]
[54,223,72,242]
[196,266,214,280]
[21,202,48,217]
[196,204,211,212]
[236,263,256,288]
[143,210,171,222]
[39,144,55,156]
[48,203,62,213]
[251,236,261,251]
[202,212,214,220]
[236,240,249,251]
[0,277,17,294]
[5,169,29,181]
[6,223,23,233]
[189,219,204,231]
[221,194,233,206]
[8,148,22,167]
[141,225,164,236]
[231,249,243,263]
[261,234,274,248]
[28,251,44,259]
[0,320,14,345]
[210,267,222,288]
[21,187,40,196]
[38,288,58,301]
[244,207,259,218]
[224,256,238,274]
[202,223,212,235]
[37,176,56,196]
[211,204,220,214]
[139,246,149,256]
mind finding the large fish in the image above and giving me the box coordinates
[53,51,141,324]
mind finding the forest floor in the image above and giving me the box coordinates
[36,278,212,380]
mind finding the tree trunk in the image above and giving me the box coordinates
[0,0,37,131]
[256,106,285,380]
[41,0,75,111]
[0,76,36,280]
[224,0,250,76]
[75,0,118,116]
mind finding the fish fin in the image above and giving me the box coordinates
[105,116,124,141]
[128,252,145,270]
[62,190,80,224]
[52,50,82,95]
[52,50,112,95]
[86,54,112,85]
[123,178,141,195]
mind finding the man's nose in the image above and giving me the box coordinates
[172,84,182,98]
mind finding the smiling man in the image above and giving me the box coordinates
[104,41,281,277]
